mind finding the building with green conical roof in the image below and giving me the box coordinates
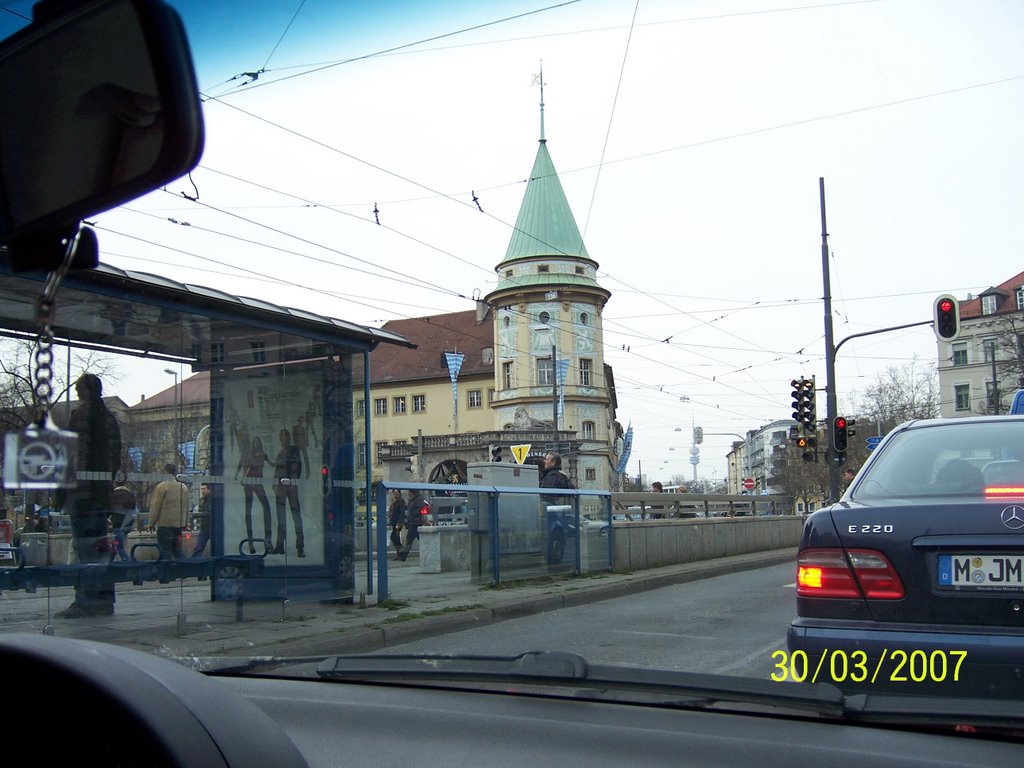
[484,113,619,490]
[359,93,623,494]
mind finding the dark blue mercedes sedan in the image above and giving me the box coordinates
[787,416,1024,698]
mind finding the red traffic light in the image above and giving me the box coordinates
[832,416,849,453]
[933,294,960,341]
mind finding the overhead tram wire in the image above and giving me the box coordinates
[193,66,1023,368]
[144,166,702,370]
[157,151,815,391]
[261,0,307,72]
[196,165,495,277]
[205,0,583,98]
[103,209,618,378]
[205,0,883,98]
[138,170,806,409]
[582,0,639,240]
[107,207,776,409]
[149,190,472,302]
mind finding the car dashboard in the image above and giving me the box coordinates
[2,634,1020,767]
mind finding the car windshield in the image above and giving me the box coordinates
[1,0,1023,744]
[854,421,1024,501]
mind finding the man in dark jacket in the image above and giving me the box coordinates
[398,488,428,561]
[539,453,573,490]
[57,373,121,618]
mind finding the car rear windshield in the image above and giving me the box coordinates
[854,421,1024,502]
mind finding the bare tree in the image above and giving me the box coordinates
[771,440,827,513]
[982,313,1024,413]
[0,337,121,432]
[847,358,939,435]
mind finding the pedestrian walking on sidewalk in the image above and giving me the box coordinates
[388,489,406,559]
[398,489,428,561]
[149,463,190,559]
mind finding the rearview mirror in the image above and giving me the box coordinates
[0,0,204,266]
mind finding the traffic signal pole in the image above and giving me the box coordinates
[815,181,959,502]
[819,178,841,503]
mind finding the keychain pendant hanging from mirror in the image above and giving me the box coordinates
[2,230,81,489]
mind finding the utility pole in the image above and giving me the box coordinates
[819,178,841,503]
[991,354,1001,414]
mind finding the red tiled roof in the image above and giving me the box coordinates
[372,309,494,384]
[960,269,1024,319]
[128,371,210,410]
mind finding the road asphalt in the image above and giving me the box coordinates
[1,548,797,658]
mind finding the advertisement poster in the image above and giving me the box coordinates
[220,367,323,565]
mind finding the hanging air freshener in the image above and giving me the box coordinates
[2,230,80,489]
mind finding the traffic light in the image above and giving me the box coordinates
[405,454,420,478]
[489,444,503,462]
[790,380,803,424]
[933,294,960,341]
[794,434,817,462]
[321,465,330,496]
[833,416,849,453]
[693,426,704,445]
[790,377,816,431]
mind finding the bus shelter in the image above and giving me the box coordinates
[0,260,412,603]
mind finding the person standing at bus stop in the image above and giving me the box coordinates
[56,373,121,619]
[149,463,190,559]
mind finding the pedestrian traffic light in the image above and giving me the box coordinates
[489,444,503,462]
[794,434,817,462]
[321,465,330,496]
[933,294,960,341]
[804,435,818,462]
[833,416,849,453]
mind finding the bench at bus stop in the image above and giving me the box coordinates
[0,543,265,611]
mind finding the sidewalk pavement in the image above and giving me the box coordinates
[2,548,797,658]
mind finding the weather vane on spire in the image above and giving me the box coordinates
[532,61,545,142]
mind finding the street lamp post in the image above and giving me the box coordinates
[164,369,179,469]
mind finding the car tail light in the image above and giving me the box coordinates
[985,486,1024,500]
[797,548,904,600]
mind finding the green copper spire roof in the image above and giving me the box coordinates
[500,141,591,264]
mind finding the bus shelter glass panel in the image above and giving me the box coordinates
[208,351,358,601]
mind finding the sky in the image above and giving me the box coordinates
[3,0,1023,482]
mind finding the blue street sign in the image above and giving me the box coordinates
[866,436,883,451]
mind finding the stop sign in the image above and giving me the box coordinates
[742,477,755,490]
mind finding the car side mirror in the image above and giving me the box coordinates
[0,0,204,270]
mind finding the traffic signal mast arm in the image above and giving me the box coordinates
[833,320,934,355]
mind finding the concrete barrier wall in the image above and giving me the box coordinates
[611,515,804,571]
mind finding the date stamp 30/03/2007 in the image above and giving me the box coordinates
[770,649,967,685]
